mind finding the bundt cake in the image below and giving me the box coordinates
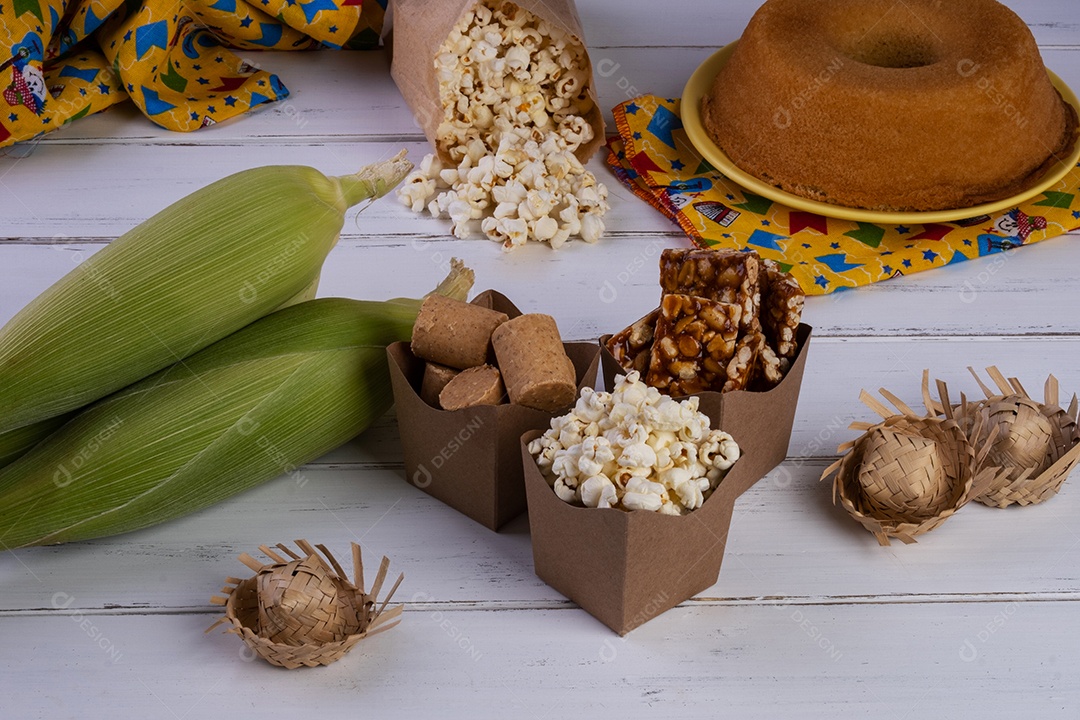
[701,0,1079,212]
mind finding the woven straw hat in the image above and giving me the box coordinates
[823,376,1001,546]
[208,540,403,669]
[949,368,1080,508]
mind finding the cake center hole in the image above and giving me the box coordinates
[844,33,940,69]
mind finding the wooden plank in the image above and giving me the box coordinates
[1,234,1079,338]
[1,600,1076,717]
[3,443,1077,612]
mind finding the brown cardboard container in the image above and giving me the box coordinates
[388,0,606,163]
[522,429,749,635]
[599,324,813,496]
[387,290,600,531]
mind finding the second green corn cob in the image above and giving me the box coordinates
[0,262,473,548]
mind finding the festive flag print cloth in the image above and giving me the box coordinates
[0,0,385,147]
[607,96,1080,296]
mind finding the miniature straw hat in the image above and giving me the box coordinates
[946,368,1080,508]
[823,374,1002,546]
[208,540,403,669]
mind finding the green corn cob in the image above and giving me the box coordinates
[0,262,473,548]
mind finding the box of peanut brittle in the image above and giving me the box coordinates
[599,248,812,496]
[598,323,811,497]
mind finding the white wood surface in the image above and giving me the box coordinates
[2,1,1079,717]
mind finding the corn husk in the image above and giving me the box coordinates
[0,152,413,436]
[0,413,72,468]
[208,541,403,669]
[0,263,473,548]
[823,374,1002,546]
[947,367,1080,508]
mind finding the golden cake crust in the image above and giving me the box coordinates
[701,0,1080,212]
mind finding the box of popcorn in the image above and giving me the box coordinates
[521,372,757,635]
[391,0,608,249]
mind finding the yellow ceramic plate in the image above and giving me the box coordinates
[681,43,1080,225]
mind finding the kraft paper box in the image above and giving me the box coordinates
[387,290,600,531]
[599,324,813,496]
[519,324,811,634]
[388,0,606,163]
[522,429,742,636]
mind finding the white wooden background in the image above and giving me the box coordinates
[2,1,1079,717]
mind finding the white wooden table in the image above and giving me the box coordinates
[2,1,1079,717]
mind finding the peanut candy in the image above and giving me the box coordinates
[606,308,660,375]
[761,259,804,359]
[722,330,765,393]
[646,294,741,396]
[659,248,760,332]
[755,339,787,390]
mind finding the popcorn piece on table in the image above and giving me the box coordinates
[396,0,609,250]
[527,372,740,515]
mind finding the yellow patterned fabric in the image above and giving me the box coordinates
[607,96,1080,295]
[0,0,385,147]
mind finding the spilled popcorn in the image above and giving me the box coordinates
[396,0,609,250]
[528,372,740,515]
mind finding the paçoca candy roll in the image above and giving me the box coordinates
[420,362,460,407]
[491,314,576,412]
[411,294,508,369]
[439,365,505,411]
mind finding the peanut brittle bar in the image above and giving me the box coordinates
[754,337,788,390]
[760,259,805,359]
[646,293,741,396]
[606,308,660,375]
[659,248,761,331]
[722,330,765,392]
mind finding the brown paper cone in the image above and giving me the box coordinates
[389,0,605,162]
